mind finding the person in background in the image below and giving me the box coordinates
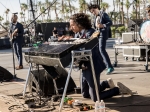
[145,5,150,20]
[65,25,69,35]
[88,3,114,75]
[69,13,134,102]
[9,14,24,70]
[57,25,64,37]
[52,27,58,38]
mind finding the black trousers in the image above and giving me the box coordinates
[81,69,119,102]
[13,40,23,66]
[99,37,113,68]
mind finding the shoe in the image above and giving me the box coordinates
[15,66,23,70]
[117,82,133,96]
[106,67,114,75]
[107,78,116,89]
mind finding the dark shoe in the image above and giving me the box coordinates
[15,66,23,70]
[106,67,114,75]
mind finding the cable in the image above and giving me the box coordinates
[0,1,12,13]
[8,0,14,12]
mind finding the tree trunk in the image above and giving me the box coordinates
[113,0,116,24]
[61,0,64,19]
[121,0,124,24]
[68,1,72,16]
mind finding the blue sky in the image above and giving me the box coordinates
[0,0,113,21]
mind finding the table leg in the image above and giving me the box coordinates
[23,63,32,98]
[144,46,149,71]
[59,52,74,112]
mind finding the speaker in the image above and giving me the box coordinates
[123,48,150,58]
[0,38,11,49]
[29,69,76,96]
[122,32,140,43]
[0,66,13,81]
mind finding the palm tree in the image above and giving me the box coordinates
[130,10,140,19]
[0,16,4,23]
[37,1,43,21]
[124,0,130,24]
[66,0,76,16]
[115,0,120,12]
[21,3,28,23]
[61,0,65,19]
[71,6,78,14]
[3,21,10,28]
[121,0,124,24]
[100,2,110,12]
[40,7,47,22]
[4,9,10,22]
[64,6,70,22]
[45,0,52,21]
[136,0,142,19]
[20,12,24,22]
[79,0,87,13]
[51,1,59,22]
[113,0,116,12]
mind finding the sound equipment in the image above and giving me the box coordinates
[24,37,98,78]
[139,20,150,43]
[29,69,76,96]
[122,32,140,43]
[0,66,13,81]
[24,33,99,96]
[0,38,11,49]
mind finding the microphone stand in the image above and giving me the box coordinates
[12,40,17,79]
[1,17,17,79]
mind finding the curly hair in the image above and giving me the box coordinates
[87,3,100,10]
[70,13,91,29]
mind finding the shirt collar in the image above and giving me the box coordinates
[80,29,85,36]
[12,22,17,25]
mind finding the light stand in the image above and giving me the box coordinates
[11,42,17,78]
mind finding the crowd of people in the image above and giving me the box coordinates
[52,25,74,40]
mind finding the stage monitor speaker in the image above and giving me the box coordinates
[122,32,140,43]
[0,38,11,49]
[35,24,42,34]
[0,66,13,81]
[29,69,76,96]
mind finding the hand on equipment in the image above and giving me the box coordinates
[58,35,65,41]
[96,23,104,28]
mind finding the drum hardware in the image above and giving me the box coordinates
[129,19,143,43]
[139,20,150,44]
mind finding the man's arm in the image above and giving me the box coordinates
[102,12,112,28]
[97,12,112,28]
[17,23,24,37]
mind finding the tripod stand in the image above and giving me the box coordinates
[11,41,17,78]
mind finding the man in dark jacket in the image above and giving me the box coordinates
[88,4,114,75]
[69,13,133,102]
[9,14,24,70]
